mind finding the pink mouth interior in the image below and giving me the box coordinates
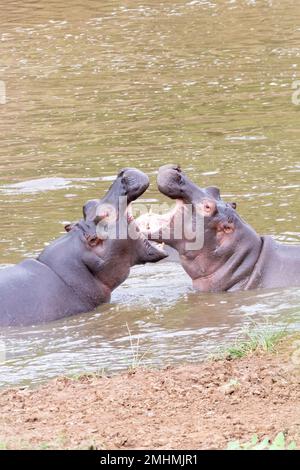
[134,199,184,233]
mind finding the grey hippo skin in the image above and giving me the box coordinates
[0,168,167,326]
[140,164,300,292]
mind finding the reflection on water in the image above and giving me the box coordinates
[0,0,299,387]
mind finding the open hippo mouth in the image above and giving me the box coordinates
[136,164,238,252]
[137,164,267,293]
[76,168,168,259]
[136,165,198,242]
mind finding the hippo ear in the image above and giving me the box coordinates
[83,199,99,221]
[206,186,221,200]
[64,223,76,232]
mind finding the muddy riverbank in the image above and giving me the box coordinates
[0,337,299,450]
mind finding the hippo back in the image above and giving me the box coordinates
[0,259,89,326]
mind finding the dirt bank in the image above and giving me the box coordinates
[0,341,299,450]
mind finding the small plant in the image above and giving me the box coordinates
[226,432,297,450]
[126,322,149,370]
[213,324,287,360]
[68,368,107,382]
[37,442,51,450]
[219,378,240,395]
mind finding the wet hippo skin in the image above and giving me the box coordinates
[0,169,167,326]
[141,164,300,292]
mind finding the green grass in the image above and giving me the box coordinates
[213,325,287,360]
[126,322,150,371]
[226,432,297,450]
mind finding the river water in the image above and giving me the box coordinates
[0,0,299,387]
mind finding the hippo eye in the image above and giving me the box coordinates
[223,223,234,234]
[85,233,102,247]
[217,220,235,234]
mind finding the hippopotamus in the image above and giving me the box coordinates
[0,168,167,327]
[140,164,300,292]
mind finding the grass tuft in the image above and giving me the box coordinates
[226,432,297,450]
[126,322,150,371]
[213,325,287,360]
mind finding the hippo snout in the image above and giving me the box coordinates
[157,164,205,203]
[120,168,150,203]
[157,164,184,199]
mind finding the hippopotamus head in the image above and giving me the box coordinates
[141,164,262,291]
[64,168,167,292]
[82,167,151,221]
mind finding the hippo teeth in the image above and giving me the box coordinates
[126,203,134,222]
[143,237,164,251]
[151,241,167,254]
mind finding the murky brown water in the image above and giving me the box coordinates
[0,0,299,387]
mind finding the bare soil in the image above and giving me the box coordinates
[0,343,299,450]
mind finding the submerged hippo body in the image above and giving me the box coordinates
[0,169,166,327]
[141,164,300,292]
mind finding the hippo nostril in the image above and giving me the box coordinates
[169,164,181,174]
[159,163,181,173]
[118,168,128,178]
